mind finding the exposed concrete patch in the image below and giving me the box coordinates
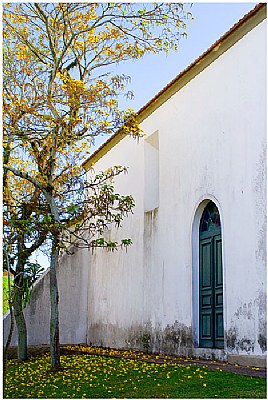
[228,354,267,369]
[193,348,227,362]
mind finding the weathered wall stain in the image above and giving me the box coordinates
[226,326,237,351]
[144,208,158,239]
[258,333,266,353]
[88,320,193,357]
[153,321,193,356]
[227,292,267,354]
[257,290,267,353]
[254,142,267,266]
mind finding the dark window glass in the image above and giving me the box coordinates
[200,201,221,232]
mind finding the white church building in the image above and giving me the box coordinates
[4,4,267,367]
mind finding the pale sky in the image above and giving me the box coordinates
[116,2,257,111]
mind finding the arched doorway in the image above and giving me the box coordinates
[199,201,224,348]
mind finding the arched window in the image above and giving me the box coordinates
[200,201,221,234]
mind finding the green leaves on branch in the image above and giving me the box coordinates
[22,262,45,308]
[90,237,133,252]
[63,165,136,249]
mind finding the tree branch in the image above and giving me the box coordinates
[3,164,47,193]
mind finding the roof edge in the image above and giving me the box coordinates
[83,3,266,170]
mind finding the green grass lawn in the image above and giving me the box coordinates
[4,351,266,399]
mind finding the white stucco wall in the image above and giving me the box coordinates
[87,18,266,359]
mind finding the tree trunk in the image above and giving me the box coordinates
[50,235,61,371]
[3,305,14,386]
[14,243,28,361]
[44,191,62,370]
[13,285,28,361]
[3,306,14,385]
[3,253,15,386]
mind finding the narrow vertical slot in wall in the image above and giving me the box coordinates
[144,131,159,212]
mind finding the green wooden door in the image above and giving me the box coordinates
[199,202,224,348]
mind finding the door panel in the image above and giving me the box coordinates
[202,314,212,337]
[215,236,223,287]
[201,240,212,287]
[214,235,224,347]
[199,233,223,348]
[215,311,224,347]
[199,238,213,347]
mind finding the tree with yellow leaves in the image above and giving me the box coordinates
[3,2,192,370]
[3,51,50,363]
